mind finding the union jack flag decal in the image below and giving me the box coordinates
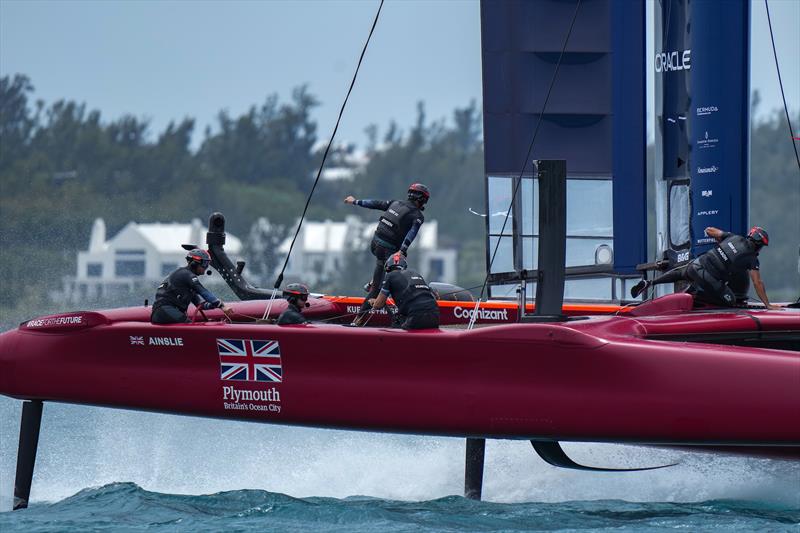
[217,339,282,382]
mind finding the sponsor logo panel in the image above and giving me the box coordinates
[696,209,719,217]
[26,315,82,328]
[216,338,283,414]
[223,385,282,413]
[453,306,509,322]
[129,335,184,346]
[346,305,388,315]
[217,339,282,382]
[696,131,719,150]
[654,50,691,73]
[696,105,719,117]
[697,165,718,174]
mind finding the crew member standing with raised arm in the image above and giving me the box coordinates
[344,183,430,324]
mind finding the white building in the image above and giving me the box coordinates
[278,216,457,286]
[63,215,455,304]
[63,218,241,304]
[313,141,369,182]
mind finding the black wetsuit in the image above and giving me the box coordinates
[151,266,221,324]
[381,269,439,330]
[277,301,307,325]
[354,199,424,314]
[650,232,760,306]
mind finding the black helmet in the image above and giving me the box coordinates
[283,283,310,307]
[747,226,769,247]
[385,252,408,272]
[186,248,211,269]
[408,183,430,206]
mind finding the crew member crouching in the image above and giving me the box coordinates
[151,249,230,324]
[277,283,310,325]
[631,226,779,309]
[368,253,439,330]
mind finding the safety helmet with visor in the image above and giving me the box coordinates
[186,249,212,269]
[385,252,408,272]
[407,183,430,208]
[747,226,769,248]
[284,283,310,307]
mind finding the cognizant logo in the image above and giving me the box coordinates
[655,50,691,73]
[453,306,509,321]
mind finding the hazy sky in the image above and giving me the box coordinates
[1,0,798,149]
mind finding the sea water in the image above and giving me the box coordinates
[1,397,798,531]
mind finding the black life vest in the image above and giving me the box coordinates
[277,302,307,325]
[699,234,758,280]
[153,267,195,312]
[391,269,437,315]
[375,200,423,249]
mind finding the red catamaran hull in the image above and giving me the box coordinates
[2,294,798,447]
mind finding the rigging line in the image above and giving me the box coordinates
[272,0,384,290]
[263,0,384,319]
[261,289,279,320]
[467,0,583,330]
[764,0,800,173]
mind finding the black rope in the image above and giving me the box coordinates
[764,0,800,172]
[272,0,385,290]
[468,0,582,327]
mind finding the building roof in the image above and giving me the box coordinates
[137,221,242,254]
[97,218,242,254]
[278,219,437,254]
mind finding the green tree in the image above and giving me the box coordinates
[750,102,800,299]
[332,101,486,292]
[0,74,37,173]
[0,76,333,311]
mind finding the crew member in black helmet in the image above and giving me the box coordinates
[277,283,310,325]
[344,183,429,320]
[631,226,780,309]
[369,252,439,330]
[151,249,230,324]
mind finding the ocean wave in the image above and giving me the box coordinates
[1,482,798,533]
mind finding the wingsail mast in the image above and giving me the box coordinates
[479,0,647,307]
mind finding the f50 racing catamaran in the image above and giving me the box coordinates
[3,167,798,510]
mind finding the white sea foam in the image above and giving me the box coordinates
[1,397,798,510]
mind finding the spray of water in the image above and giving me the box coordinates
[2,398,797,510]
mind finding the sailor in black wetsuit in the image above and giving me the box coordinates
[344,183,430,323]
[631,226,780,309]
[277,283,310,325]
[151,249,230,324]
[368,252,440,330]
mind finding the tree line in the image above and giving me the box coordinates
[748,95,800,301]
[0,74,797,319]
[0,74,485,313]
